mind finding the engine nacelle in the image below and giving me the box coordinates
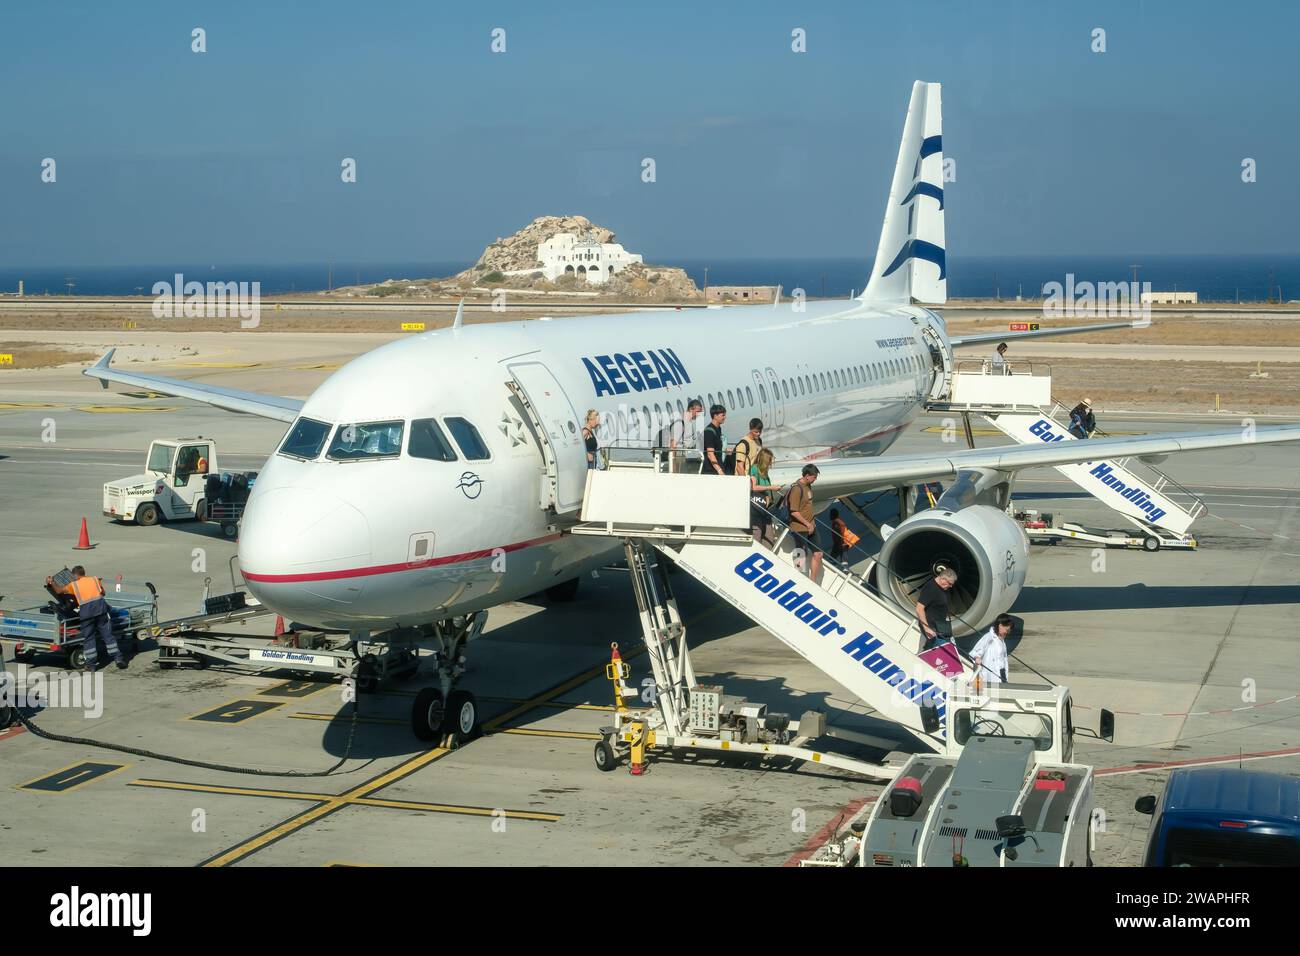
[877,505,1028,636]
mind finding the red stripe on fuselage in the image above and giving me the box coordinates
[242,532,565,584]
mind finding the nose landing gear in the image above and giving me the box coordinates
[409,611,486,749]
[410,687,480,749]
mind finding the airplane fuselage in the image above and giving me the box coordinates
[238,300,948,631]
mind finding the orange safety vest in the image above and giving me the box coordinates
[70,576,105,604]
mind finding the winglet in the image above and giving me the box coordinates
[86,349,115,389]
[452,298,465,331]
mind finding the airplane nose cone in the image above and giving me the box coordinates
[239,488,373,614]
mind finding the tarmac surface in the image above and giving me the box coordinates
[2,346,1299,867]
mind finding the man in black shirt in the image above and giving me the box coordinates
[699,404,727,475]
[915,568,957,650]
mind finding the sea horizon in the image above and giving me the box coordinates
[2,253,1297,302]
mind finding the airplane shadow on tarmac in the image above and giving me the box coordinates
[1015,583,1300,613]
[310,567,923,764]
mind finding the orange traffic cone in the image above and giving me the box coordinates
[73,517,95,550]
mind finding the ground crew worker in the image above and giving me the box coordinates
[66,566,127,671]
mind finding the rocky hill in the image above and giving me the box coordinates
[342,215,701,302]
[467,215,614,276]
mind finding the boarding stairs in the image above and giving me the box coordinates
[928,362,1207,537]
[571,465,978,756]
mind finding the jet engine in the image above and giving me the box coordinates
[876,504,1028,636]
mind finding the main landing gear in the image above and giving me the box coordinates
[409,611,486,749]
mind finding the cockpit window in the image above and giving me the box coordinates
[409,418,458,462]
[444,417,490,460]
[279,417,332,460]
[327,421,404,460]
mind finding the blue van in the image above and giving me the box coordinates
[1136,767,1300,866]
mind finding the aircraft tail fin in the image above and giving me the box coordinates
[860,81,946,306]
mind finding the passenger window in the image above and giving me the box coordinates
[328,421,404,460]
[745,386,754,405]
[443,417,490,460]
[758,383,767,402]
[279,417,331,460]
[409,418,458,462]
[726,389,735,409]
[782,380,790,399]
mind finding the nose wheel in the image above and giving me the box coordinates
[410,687,478,748]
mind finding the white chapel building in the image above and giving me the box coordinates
[537,232,642,285]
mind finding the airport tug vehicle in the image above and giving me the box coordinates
[103,437,256,537]
[801,681,1113,868]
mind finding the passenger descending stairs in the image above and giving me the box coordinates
[573,467,976,747]
[983,405,1207,537]
[929,363,1207,537]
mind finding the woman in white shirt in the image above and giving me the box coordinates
[971,614,1013,685]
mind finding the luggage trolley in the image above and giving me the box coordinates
[0,571,159,670]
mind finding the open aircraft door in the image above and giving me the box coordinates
[506,362,588,514]
[921,324,952,402]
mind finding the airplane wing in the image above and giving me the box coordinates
[949,316,1150,348]
[83,349,303,423]
[771,423,1300,499]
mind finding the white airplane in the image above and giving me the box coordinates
[85,82,1300,744]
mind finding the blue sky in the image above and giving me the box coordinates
[1,0,1296,266]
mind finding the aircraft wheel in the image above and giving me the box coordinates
[136,504,160,527]
[1142,536,1161,553]
[412,687,445,742]
[222,523,238,539]
[443,690,478,746]
[353,658,379,697]
[594,739,618,772]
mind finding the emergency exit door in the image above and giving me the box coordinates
[506,362,588,514]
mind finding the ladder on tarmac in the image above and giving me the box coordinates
[928,361,1207,538]
[571,466,978,776]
